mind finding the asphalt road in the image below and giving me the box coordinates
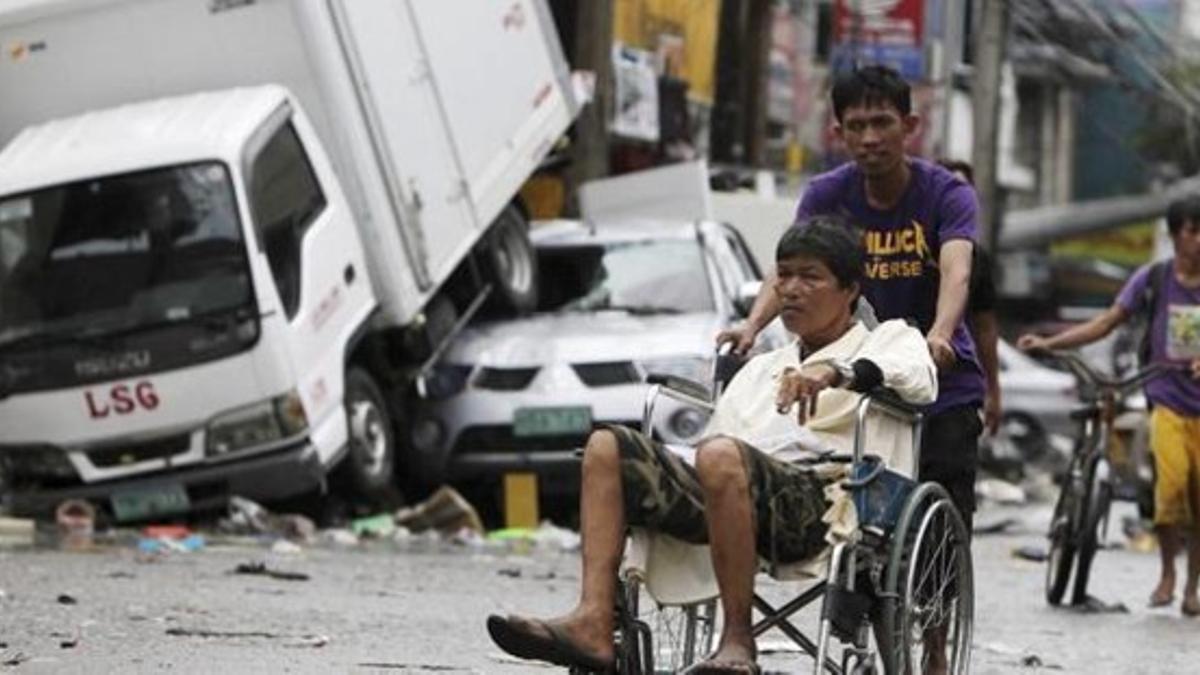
[0,500,1194,674]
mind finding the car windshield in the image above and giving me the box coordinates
[0,162,251,346]
[537,238,714,314]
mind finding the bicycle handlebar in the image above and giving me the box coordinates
[1029,349,1184,400]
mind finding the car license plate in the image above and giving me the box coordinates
[110,484,190,522]
[513,406,592,437]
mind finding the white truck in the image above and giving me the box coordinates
[0,0,578,520]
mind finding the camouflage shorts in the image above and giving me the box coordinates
[603,424,834,566]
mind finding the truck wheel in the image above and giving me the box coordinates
[339,367,401,507]
[481,204,538,314]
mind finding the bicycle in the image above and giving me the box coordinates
[1037,350,1178,606]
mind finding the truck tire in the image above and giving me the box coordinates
[481,204,538,314]
[339,367,401,507]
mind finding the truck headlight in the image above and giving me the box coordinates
[640,356,713,386]
[206,391,308,456]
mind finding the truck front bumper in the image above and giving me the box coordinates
[8,441,331,520]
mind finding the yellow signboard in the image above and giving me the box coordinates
[613,0,721,103]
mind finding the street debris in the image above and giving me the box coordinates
[487,521,581,553]
[165,627,328,647]
[974,517,1020,535]
[320,528,360,547]
[0,515,35,547]
[395,486,484,536]
[56,594,77,605]
[975,477,1027,505]
[220,496,317,543]
[231,561,309,581]
[270,539,303,555]
[54,500,95,550]
[138,527,206,555]
[1012,545,1049,562]
[351,513,396,539]
[356,664,458,671]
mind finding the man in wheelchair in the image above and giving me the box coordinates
[487,218,938,673]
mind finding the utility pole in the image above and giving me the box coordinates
[566,0,613,215]
[971,0,1009,254]
[743,0,772,166]
[940,0,963,157]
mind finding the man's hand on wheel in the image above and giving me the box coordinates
[716,323,758,356]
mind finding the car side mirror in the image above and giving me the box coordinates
[733,280,762,318]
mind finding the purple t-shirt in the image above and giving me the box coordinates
[796,158,986,414]
[1116,261,1200,416]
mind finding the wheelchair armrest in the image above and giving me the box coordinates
[645,373,715,407]
[642,374,716,435]
[850,388,925,469]
[860,387,922,424]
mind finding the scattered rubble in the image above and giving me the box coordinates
[231,562,309,582]
[0,515,35,547]
[976,478,1027,505]
[395,486,484,536]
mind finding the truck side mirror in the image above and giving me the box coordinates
[733,280,762,318]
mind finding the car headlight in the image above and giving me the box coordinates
[639,356,713,385]
[419,364,474,400]
[206,391,308,456]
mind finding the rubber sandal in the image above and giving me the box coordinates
[486,614,614,672]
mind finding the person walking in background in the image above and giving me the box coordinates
[1018,196,1200,617]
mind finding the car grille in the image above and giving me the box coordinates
[87,433,191,468]
[454,420,641,455]
[571,361,641,387]
[474,366,540,391]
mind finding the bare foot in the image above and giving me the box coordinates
[692,636,757,672]
[1149,577,1176,607]
[1182,594,1200,617]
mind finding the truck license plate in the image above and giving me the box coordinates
[110,484,190,522]
[512,406,592,437]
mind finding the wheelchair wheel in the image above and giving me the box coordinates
[1071,455,1112,606]
[877,483,973,675]
[617,574,718,673]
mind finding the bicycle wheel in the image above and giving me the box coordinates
[1045,479,1080,606]
[877,483,974,675]
[1071,455,1113,605]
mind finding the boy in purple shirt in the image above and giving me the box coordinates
[720,65,985,532]
[1019,196,1200,617]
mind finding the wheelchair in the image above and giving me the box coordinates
[587,353,975,674]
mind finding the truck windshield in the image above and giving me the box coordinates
[537,239,715,314]
[0,162,252,346]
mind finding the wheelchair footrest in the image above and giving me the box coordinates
[823,585,873,641]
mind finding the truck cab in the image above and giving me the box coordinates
[0,87,376,519]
